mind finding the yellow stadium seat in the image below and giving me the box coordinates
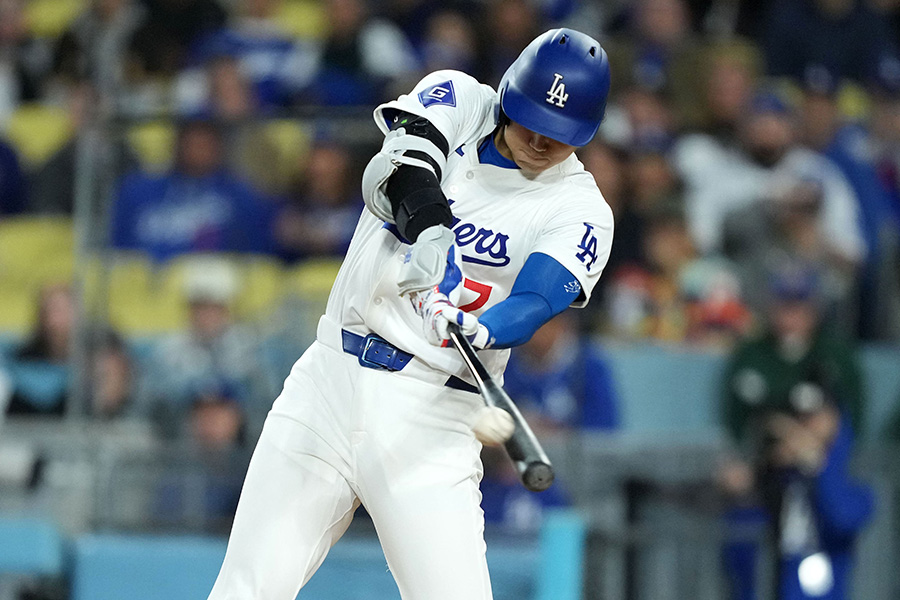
[0,217,74,286]
[838,82,871,122]
[286,258,342,303]
[276,258,341,340]
[4,104,73,169]
[0,287,38,335]
[261,119,311,184]
[93,253,289,337]
[235,255,286,320]
[24,0,86,38]
[126,121,176,173]
[0,217,74,334]
[275,0,329,41]
[103,255,186,336]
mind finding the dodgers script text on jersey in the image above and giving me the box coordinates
[325,69,612,383]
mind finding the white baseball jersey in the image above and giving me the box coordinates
[323,69,614,381]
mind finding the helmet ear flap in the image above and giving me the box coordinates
[496,106,511,131]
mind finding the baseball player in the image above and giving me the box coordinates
[208,28,613,599]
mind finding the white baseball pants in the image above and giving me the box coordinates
[207,340,492,599]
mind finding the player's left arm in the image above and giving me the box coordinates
[477,253,584,348]
[472,196,613,348]
[420,251,583,349]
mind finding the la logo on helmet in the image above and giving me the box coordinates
[546,73,568,108]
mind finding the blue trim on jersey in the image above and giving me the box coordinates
[478,135,519,169]
[455,145,465,156]
[382,222,411,244]
[479,252,582,348]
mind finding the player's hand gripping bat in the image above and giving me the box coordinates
[446,322,555,492]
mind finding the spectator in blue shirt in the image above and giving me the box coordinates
[481,313,620,532]
[720,409,874,600]
[0,137,26,215]
[272,139,364,262]
[798,64,897,339]
[110,120,274,261]
[503,313,620,431]
[185,0,319,111]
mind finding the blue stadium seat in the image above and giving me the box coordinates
[0,518,64,576]
[604,342,725,433]
[71,535,227,600]
[6,361,69,412]
[602,340,900,440]
[536,510,586,600]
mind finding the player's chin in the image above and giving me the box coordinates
[515,155,552,173]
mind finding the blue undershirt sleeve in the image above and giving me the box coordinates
[479,252,583,349]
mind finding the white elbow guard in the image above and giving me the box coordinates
[361,127,448,223]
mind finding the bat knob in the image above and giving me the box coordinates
[522,462,555,492]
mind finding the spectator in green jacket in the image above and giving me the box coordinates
[718,260,873,600]
[724,262,864,441]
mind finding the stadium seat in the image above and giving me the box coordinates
[6,361,69,412]
[71,534,226,600]
[126,122,176,173]
[0,217,74,334]
[90,253,291,337]
[259,119,311,189]
[70,533,535,600]
[0,518,64,576]
[0,288,37,336]
[286,257,343,302]
[234,255,286,320]
[4,105,73,169]
[838,81,871,122]
[275,0,328,40]
[535,510,586,600]
[105,254,187,336]
[24,0,86,38]
[0,217,76,279]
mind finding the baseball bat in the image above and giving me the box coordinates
[446,322,555,492]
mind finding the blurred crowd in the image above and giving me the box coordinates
[1,0,900,596]
[0,0,897,342]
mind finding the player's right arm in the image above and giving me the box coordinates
[361,71,496,297]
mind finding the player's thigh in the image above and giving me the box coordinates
[208,412,359,600]
[368,464,491,600]
[359,378,491,600]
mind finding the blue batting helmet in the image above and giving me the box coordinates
[499,28,611,147]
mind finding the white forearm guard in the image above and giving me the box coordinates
[361,127,448,224]
[397,224,459,296]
